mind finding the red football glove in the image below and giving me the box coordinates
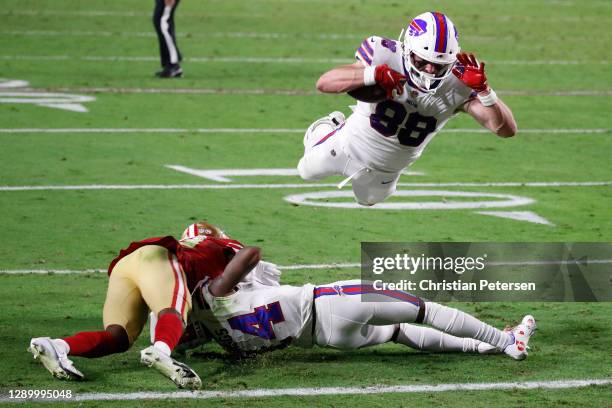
[374,64,406,99]
[452,52,489,93]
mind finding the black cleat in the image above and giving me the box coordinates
[155,65,183,78]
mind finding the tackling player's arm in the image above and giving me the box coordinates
[454,52,517,138]
[208,246,261,297]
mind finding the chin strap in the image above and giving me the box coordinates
[398,28,406,42]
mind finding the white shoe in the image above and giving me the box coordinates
[503,315,537,360]
[303,111,346,147]
[477,342,500,354]
[140,346,202,390]
[28,337,84,380]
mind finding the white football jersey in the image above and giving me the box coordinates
[349,36,474,172]
[193,283,315,355]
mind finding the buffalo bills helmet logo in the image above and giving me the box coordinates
[408,19,427,37]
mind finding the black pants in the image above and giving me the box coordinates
[153,0,182,68]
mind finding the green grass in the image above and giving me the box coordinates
[1,0,611,406]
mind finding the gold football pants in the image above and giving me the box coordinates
[103,245,191,344]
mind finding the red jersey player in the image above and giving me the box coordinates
[28,221,260,389]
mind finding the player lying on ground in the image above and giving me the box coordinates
[28,222,270,389]
[298,11,517,205]
[180,252,536,360]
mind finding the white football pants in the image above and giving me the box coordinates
[313,280,511,352]
[297,114,401,206]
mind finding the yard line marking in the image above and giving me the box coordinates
[3,259,612,275]
[0,128,304,134]
[280,262,360,270]
[395,181,612,187]
[0,55,69,61]
[0,30,596,44]
[1,181,611,192]
[1,269,108,275]
[0,183,340,191]
[2,29,361,40]
[43,87,319,96]
[0,55,351,64]
[23,86,612,97]
[0,9,604,22]
[0,264,361,275]
[0,10,275,18]
[0,10,152,17]
[0,55,609,65]
[1,379,610,402]
[499,90,612,97]
[0,128,608,134]
[486,259,612,266]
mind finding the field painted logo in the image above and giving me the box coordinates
[284,190,553,225]
[165,165,553,226]
[0,79,95,112]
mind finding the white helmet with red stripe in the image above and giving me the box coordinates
[400,11,460,92]
[180,221,228,241]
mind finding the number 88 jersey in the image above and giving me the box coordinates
[348,36,474,173]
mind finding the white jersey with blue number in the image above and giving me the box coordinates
[195,283,315,354]
[349,36,474,173]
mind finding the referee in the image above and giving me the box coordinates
[153,0,183,78]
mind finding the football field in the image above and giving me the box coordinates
[1,0,611,406]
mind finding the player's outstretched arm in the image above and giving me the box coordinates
[454,52,517,137]
[209,246,261,296]
[463,96,517,138]
[316,62,405,98]
[316,62,369,93]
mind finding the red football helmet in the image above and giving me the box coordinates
[180,221,227,241]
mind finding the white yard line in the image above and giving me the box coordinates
[0,30,599,44]
[0,128,608,134]
[44,87,320,96]
[1,180,611,192]
[0,263,361,275]
[0,9,604,22]
[0,55,609,65]
[0,183,337,191]
[20,86,612,97]
[1,379,610,402]
[0,128,304,134]
[4,29,362,40]
[2,181,612,192]
[3,259,612,275]
[0,10,152,17]
[0,269,108,275]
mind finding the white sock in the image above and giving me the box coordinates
[423,302,512,350]
[396,323,481,353]
[153,341,171,356]
[53,339,70,355]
